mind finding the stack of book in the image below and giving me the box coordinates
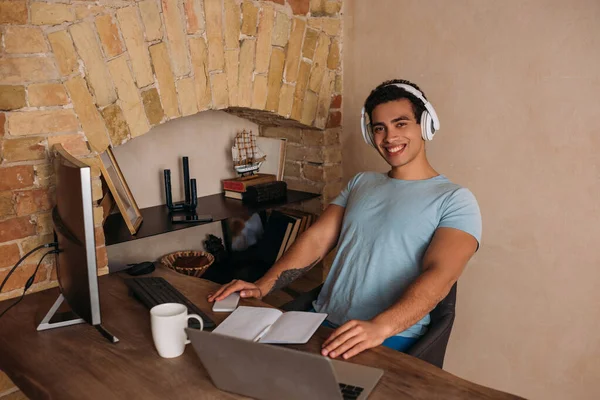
[222,174,277,200]
[256,209,315,266]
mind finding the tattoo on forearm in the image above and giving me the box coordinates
[268,258,321,294]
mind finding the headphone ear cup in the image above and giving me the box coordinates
[421,111,435,141]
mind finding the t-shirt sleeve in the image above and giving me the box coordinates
[330,173,362,208]
[438,188,482,246]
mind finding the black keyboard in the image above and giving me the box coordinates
[339,383,364,400]
[124,277,216,330]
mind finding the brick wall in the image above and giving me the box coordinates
[0,0,343,306]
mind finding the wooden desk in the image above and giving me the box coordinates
[0,268,521,399]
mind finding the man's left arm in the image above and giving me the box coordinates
[321,227,478,360]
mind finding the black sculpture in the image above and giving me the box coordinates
[163,157,212,223]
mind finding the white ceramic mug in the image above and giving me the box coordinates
[150,303,204,358]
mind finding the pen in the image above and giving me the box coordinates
[253,324,272,342]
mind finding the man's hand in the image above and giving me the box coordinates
[207,279,265,302]
[321,319,392,360]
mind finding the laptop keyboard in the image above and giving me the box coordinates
[339,383,364,399]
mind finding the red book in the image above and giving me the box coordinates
[222,174,276,192]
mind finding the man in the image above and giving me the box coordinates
[208,79,481,360]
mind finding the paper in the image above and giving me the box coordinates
[260,311,327,344]
[213,306,282,341]
[212,306,327,344]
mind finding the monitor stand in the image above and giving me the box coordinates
[37,294,119,343]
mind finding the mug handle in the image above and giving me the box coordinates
[185,314,204,345]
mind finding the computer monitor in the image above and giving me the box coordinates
[37,144,118,343]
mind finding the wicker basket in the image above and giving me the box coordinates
[159,250,214,278]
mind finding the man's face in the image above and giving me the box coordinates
[370,99,424,168]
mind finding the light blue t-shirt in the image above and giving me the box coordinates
[313,172,482,338]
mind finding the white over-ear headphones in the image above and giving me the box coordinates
[360,83,440,147]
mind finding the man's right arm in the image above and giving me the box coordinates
[207,204,345,302]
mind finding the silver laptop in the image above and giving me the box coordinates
[186,329,383,400]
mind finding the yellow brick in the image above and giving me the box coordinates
[327,37,340,69]
[93,205,104,225]
[324,1,342,15]
[149,42,180,118]
[31,3,74,25]
[322,18,340,36]
[8,110,78,135]
[307,17,321,30]
[210,72,229,109]
[4,26,48,54]
[224,0,241,49]
[27,83,69,107]
[302,28,319,59]
[291,60,310,120]
[251,74,267,110]
[0,85,25,110]
[101,103,131,145]
[241,1,258,36]
[139,0,163,41]
[176,77,198,116]
[0,57,58,84]
[69,22,117,107]
[204,0,225,71]
[301,90,318,126]
[255,5,275,74]
[189,37,212,111]
[335,73,342,93]
[308,33,330,92]
[278,83,294,118]
[237,39,255,108]
[65,76,110,153]
[225,49,240,107]
[47,30,78,77]
[284,18,306,83]
[184,0,206,34]
[0,1,27,24]
[265,47,285,112]
[141,88,164,126]
[162,0,190,76]
[95,15,124,58]
[75,4,104,20]
[272,12,291,48]
[34,164,55,188]
[107,55,150,138]
[315,70,334,129]
[117,7,155,88]
[2,137,46,162]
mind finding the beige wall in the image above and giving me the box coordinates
[343,1,600,399]
[107,111,257,269]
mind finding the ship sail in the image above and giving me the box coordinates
[231,130,266,175]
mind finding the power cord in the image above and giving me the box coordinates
[0,242,57,294]
[0,242,58,321]
[0,249,58,320]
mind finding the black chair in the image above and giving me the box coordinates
[405,283,457,369]
[280,282,457,369]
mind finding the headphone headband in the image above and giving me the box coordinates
[360,83,440,147]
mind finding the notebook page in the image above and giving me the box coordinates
[212,306,282,341]
[260,311,327,344]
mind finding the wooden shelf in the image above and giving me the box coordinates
[103,190,320,246]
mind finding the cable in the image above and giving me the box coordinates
[0,242,57,294]
[0,250,56,320]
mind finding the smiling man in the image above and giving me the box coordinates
[209,79,481,360]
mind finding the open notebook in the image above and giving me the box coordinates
[212,306,327,344]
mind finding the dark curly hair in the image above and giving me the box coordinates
[364,79,427,124]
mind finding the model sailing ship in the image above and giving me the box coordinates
[231,129,266,177]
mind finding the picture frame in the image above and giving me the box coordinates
[97,146,143,235]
